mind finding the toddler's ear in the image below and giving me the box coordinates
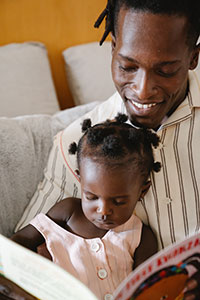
[140,181,151,199]
[75,169,80,180]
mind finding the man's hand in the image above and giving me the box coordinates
[184,271,200,300]
[0,276,37,300]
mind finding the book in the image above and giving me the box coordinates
[0,232,200,300]
[0,234,97,300]
[113,232,200,300]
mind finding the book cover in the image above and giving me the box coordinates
[113,232,200,300]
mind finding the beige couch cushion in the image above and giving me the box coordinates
[0,42,59,117]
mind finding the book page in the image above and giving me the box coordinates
[113,232,200,300]
[0,234,97,300]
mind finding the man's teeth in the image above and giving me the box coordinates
[131,101,157,109]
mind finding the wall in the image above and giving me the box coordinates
[0,0,108,109]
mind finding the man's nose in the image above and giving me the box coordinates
[132,69,158,100]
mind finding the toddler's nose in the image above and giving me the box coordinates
[96,201,112,216]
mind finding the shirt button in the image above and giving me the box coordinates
[165,197,172,204]
[98,269,107,279]
[104,294,114,300]
[91,242,100,252]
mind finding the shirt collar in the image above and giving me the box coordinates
[158,68,200,130]
[188,68,200,108]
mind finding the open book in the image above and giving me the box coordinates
[0,232,200,300]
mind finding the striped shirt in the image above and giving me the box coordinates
[30,213,142,300]
[16,68,200,250]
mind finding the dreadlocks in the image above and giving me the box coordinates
[94,0,200,47]
[94,0,116,45]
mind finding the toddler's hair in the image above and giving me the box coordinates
[69,114,161,180]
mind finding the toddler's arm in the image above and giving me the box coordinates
[11,197,79,251]
[133,224,158,270]
[46,197,79,227]
[11,223,44,252]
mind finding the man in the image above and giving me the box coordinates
[15,0,200,298]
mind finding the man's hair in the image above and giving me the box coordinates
[94,0,200,48]
[69,114,161,180]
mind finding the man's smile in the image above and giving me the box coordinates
[127,98,158,109]
[125,96,163,116]
[133,101,157,109]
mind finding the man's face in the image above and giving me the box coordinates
[112,8,199,129]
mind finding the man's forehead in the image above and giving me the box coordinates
[114,8,189,56]
[116,7,188,34]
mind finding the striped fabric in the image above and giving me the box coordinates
[135,73,200,249]
[16,69,200,251]
[30,213,142,300]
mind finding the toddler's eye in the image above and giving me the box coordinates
[119,65,138,72]
[160,295,168,300]
[86,196,97,201]
[85,194,98,201]
[113,199,126,206]
[157,67,179,78]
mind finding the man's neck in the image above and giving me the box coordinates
[154,80,189,131]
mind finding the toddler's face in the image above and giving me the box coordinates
[80,157,146,230]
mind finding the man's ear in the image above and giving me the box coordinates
[140,181,151,199]
[75,169,80,181]
[111,33,116,54]
[189,44,200,70]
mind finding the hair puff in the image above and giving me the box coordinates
[101,135,124,157]
[68,142,78,154]
[153,161,161,172]
[115,113,128,124]
[81,119,92,132]
[145,130,160,148]
[87,127,115,146]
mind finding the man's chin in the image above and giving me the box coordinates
[124,100,165,129]
[129,116,159,129]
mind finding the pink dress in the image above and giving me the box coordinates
[30,213,142,300]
